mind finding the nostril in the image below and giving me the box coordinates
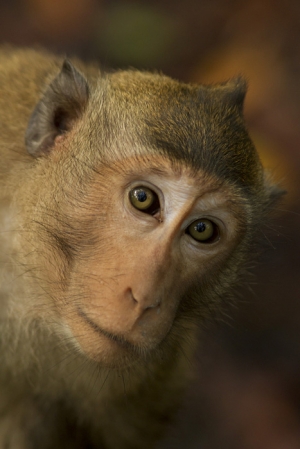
[127,288,161,310]
[128,288,138,304]
[145,301,160,310]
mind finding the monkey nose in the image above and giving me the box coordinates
[128,288,161,311]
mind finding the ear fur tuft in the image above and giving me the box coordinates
[218,77,247,113]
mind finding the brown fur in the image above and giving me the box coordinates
[0,47,280,448]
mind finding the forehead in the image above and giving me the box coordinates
[101,153,225,194]
[100,71,263,194]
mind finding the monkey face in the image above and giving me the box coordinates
[45,155,247,368]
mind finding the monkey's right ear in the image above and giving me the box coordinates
[25,60,89,157]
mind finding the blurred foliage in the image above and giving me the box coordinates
[26,0,96,38]
[94,4,179,67]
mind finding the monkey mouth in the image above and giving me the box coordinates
[77,307,141,354]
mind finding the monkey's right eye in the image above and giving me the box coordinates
[129,186,160,216]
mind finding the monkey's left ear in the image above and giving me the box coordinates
[220,77,247,114]
[265,176,286,208]
[25,60,89,157]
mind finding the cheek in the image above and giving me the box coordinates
[59,236,189,365]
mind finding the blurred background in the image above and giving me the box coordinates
[1,0,300,447]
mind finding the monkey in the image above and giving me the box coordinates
[0,46,281,449]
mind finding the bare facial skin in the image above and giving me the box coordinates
[62,157,245,366]
[0,47,281,449]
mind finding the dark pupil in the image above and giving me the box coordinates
[136,190,147,202]
[196,222,206,233]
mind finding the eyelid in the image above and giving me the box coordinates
[186,218,220,243]
[125,180,165,212]
[184,213,225,232]
[129,186,161,218]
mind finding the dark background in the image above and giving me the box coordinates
[2,1,300,447]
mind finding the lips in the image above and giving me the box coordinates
[77,307,139,353]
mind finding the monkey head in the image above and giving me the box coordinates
[18,61,280,368]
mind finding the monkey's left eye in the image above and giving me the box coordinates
[186,218,219,243]
[129,186,160,216]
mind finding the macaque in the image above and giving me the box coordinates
[0,46,281,449]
